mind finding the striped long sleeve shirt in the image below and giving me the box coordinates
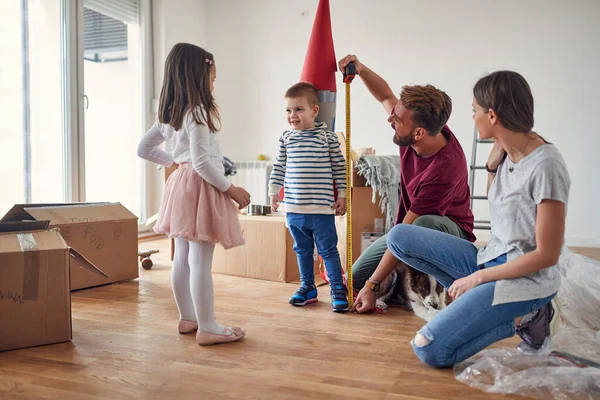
[268,122,347,214]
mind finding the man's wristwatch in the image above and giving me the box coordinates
[365,277,380,293]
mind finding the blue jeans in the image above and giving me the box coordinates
[386,224,556,368]
[286,213,343,286]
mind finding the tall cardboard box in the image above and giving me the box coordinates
[212,214,319,283]
[336,187,386,272]
[335,132,367,187]
[0,225,72,352]
[1,203,138,290]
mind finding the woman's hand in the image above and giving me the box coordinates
[448,271,483,299]
[487,141,506,171]
[225,185,251,209]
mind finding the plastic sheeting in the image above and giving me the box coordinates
[455,248,600,399]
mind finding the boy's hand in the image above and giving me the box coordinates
[270,194,281,212]
[334,197,346,216]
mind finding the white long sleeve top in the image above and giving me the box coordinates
[137,109,231,192]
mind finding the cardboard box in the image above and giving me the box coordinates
[212,214,319,283]
[164,165,178,261]
[0,226,72,352]
[336,187,386,271]
[1,203,138,291]
[335,132,367,187]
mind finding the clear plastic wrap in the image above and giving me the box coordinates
[556,248,600,331]
[455,328,600,399]
[455,248,600,399]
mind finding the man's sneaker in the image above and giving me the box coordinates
[516,298,559,353]
[289,284,318,306]
[330,284,348,313]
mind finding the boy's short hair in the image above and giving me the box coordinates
[285,82,319,107]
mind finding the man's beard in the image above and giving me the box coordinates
[393,129,416,147]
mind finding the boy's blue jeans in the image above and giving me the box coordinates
[387,224,556,368]
[286,213,343,287]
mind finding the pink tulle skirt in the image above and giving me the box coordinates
[154,163,245,249]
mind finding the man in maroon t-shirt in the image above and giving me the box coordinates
[338,55,475,313]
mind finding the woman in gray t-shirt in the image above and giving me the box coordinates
[381,71,571,368]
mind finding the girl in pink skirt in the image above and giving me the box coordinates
[137,43,250,346]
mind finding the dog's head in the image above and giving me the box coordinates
[410,270,447,310]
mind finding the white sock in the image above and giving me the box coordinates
[188,241,229,335]
[171,238,196,321]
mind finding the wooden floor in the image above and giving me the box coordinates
[1,240,598,400]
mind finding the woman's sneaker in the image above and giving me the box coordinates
[330,284,348,313]
[516,298,559,353]
[289,283,318,306]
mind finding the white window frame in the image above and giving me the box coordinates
[62,0,153,231]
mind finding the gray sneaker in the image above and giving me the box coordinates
[516,298,559,353]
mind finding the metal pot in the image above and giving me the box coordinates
[247,204,271,216]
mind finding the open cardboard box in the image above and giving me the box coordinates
[1,202,138,291]
[0,221,106,352]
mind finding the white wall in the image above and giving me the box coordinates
[152,0,600,247]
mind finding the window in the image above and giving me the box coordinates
[0,0,150,227]
[0,0,67,216]
[83,0,143,220]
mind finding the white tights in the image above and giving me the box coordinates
[171,238,227,334]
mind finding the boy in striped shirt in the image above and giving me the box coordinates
[269,82,348,312]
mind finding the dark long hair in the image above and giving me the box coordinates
[158,43,221,132]
[473,71,534,133]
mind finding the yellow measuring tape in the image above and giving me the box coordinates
[345,81,354,308]
[344,63,356,308]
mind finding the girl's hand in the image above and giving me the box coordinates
[448,272,483,299]
[487,141,506,171]
[225,185,251,209]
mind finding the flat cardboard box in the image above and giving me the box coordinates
[1,203,138,291]
[0,228,72,352]
[336,187,386,271]
[212,214,320,283]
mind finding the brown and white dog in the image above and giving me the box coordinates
[375,263,452,321]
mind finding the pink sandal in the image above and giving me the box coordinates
[178,319,198,334]
[196,326,246,346]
